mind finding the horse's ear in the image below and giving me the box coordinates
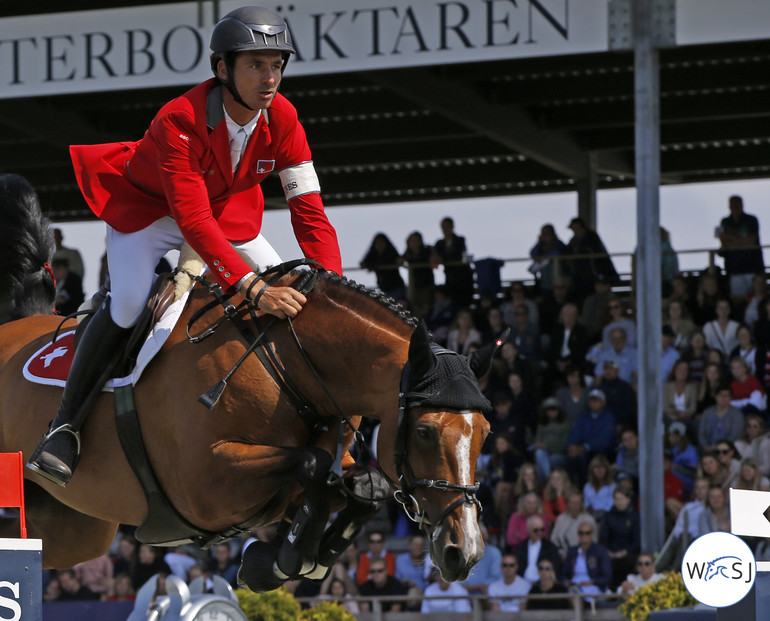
[408,321,438,378]
[469,327,510,379]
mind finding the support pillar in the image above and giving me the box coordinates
[576,152,598,230]
[634,0,665,554]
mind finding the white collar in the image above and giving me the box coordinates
[224,107,263,141]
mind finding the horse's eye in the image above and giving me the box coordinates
[416,426,432,440]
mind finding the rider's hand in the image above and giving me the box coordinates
[241,274,306,319]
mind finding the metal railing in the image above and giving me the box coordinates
[345,243,770,297]
[296,591,628,621]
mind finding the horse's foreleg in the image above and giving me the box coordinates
[275,446,333,576]
[23,481,118,568]
[305,465,392,580]
[238,446,334,592]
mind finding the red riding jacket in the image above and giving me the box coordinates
[70,78,341,290]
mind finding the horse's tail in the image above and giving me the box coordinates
[0,174,56,324]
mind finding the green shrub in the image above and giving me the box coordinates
[236,587,302,621]
[300,600,357,621]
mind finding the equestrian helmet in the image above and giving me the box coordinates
[209,6,295,74]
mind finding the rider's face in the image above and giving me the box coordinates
[220,50,283,113]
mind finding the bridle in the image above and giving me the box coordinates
[185,261,482,535]
[392,354,483,535]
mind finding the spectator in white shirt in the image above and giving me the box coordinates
[420,569,472,613]
[488,553,532,612]
[703,299,740,356]
[617,553,664,594]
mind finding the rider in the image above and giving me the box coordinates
[27,6,342,486]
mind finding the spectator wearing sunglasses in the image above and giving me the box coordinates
[617,553,664,594]
[527,560,572,610]
[601,297,637,350]
[562,522,612,595]
[488,554,531,612]
[714,439,742,483]
[356,531,396,586]
[513,515,562,584]
[358,557,408,613]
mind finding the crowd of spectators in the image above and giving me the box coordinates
[353,195,768,607]
[43,528,257,604]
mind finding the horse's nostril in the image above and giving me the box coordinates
[442,545,465,574]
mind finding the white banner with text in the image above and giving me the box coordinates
[2,0,768,99]
[0,0,608,98]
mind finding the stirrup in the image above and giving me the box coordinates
[26,424,82,486]
[39,423,82,455]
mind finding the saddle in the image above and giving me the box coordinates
[74,273,178,375]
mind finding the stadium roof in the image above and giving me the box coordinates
[1,0,769,221]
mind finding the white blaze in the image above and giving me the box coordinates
[457,412,482,556]
[456,412,473,485]
[432,411,484,568]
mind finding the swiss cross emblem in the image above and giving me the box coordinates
[24,330,76,384]
[257,160,275,173]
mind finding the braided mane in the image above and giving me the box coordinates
[0,174,56,324]
[317,271,419,328]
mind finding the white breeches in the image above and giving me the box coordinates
[106,216,282,328]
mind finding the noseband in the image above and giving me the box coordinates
[392,353,482,535]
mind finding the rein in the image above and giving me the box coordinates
[185,260,362,483]
[185,261,476,533]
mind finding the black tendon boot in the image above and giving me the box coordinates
[27,302,130,486]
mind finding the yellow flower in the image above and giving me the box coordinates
[618,572,698,621]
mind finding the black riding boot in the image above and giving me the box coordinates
[27,303,131,486]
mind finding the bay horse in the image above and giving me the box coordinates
[0,174,492,590]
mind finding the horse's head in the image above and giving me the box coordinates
[392,322,492,582]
